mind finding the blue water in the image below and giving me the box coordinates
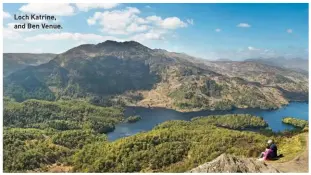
[108,102,309,141]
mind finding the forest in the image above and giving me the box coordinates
[125,115,142,123]
[282,117,309,129]
[3,100,308,172]
[4,98,124,133]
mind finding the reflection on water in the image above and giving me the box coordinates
[108,102,308,141]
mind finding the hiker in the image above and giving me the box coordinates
[258,145,272,161]
[267,139,278,159]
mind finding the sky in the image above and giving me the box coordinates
[3,3,309,60]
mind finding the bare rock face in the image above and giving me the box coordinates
[188,154,281,173]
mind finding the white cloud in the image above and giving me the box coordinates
[160,17,187,29]
[215,28,221,32]
[146,15,162,24]
[87,7,141,35]
[87,12,102,25]
[186,19,194,25]
[87,18,96,25]
[5,6,191,51]
[24,32,121,42]
[7,23,33,32]
[19,3,75,16]
[87,7,188,36]
[248,46,260,51]
[3,22,33,40]
[287,29,293,33]
[127,23,149,33]
[145,16,187,29]
[3,11,11,18]
[3,28,21,40]
[75,3,119,12]
[237,23,251,28]
[131,29,166,41]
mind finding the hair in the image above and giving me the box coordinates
[266,145,270,149]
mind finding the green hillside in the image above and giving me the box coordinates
[3,106,307,172]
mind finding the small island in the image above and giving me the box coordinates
[282,117,308,129]
[125,115,142,123]
[191,114,268,130]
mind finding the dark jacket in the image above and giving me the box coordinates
[269,143,278,158]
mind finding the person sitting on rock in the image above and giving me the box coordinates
[267,139,278,159]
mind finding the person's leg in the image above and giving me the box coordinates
[259,152,264,158]
[270,151,277,159]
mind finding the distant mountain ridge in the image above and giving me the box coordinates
[4,40,308,111]
[3,53,56,76]
[246,57,308,73]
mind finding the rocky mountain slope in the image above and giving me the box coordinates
[188,154,281,173]
[4,40,308,111]
[189,132,309,173]
[3,53,56,76]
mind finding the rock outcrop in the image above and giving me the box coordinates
[188,154,281,173]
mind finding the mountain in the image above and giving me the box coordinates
[4,40,308,111]
[188,154,281,173]
[215,58,233,61]
[3,53,56,76]
[246,57,308,73]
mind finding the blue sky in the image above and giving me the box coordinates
[3,3,309,60]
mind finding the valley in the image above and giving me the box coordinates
[2,40,309,173]
[3,102,308,172]
[2,1,309,173]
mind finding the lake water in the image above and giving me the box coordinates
[107,102,309,141]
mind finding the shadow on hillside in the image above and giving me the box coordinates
[276,87,308,101]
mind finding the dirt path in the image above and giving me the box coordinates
[270,134,309,173]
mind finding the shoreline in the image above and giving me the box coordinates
[107,102,309,141]
[124,100,308,113]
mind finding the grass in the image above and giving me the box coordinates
[271,132,307,163]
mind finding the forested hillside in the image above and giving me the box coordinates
[3,106,307,173]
